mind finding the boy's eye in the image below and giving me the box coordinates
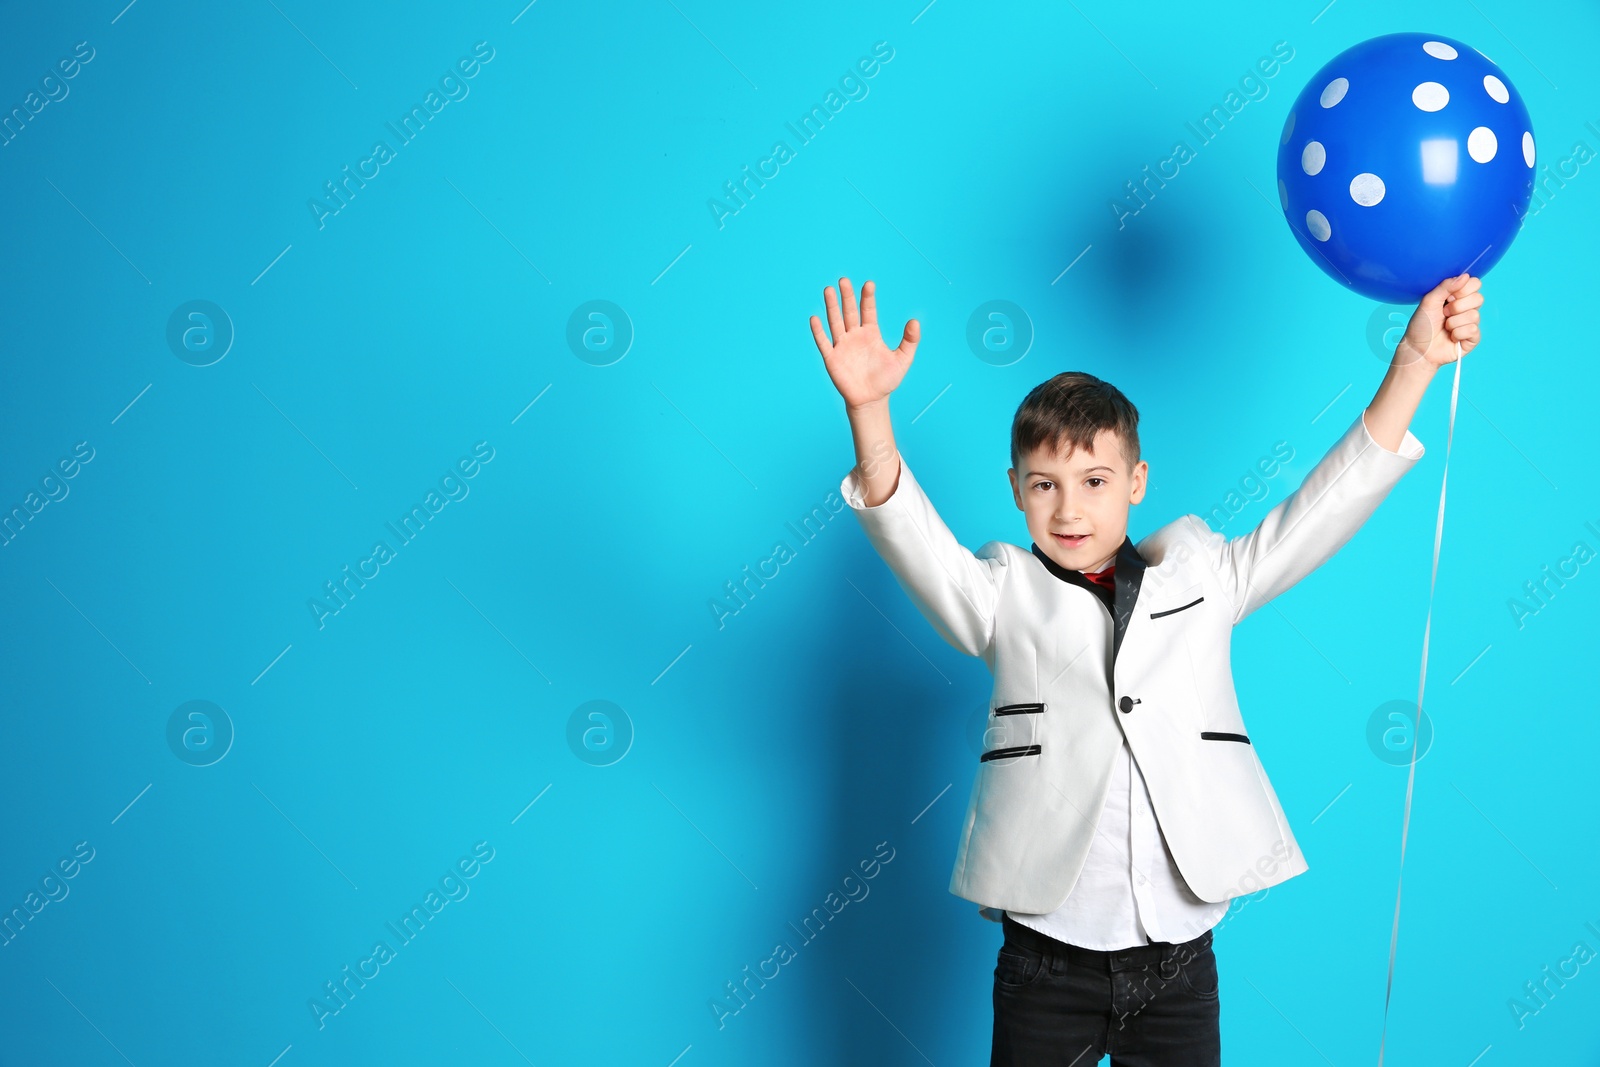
[1086,477,1105,488]
[1033,481,1053,491]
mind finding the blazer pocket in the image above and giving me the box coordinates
[994,702,1045,716]
[1150,595,1205,619]
[1200,731,1251,745]
[980,744,1042,762]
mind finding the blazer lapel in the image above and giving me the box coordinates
[1109,535,1147,663]
[1030,535,1148,663]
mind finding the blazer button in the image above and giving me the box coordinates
[1118,696,1141,714]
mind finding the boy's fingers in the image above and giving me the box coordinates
[1445,292,1484,312]
[861,279,877,326]
[1445,309,1479,330]
[839,277,859,330]
[1419,276,1455,314]
[896,318,920,359]
[809,315,833,356]
[823,285,844,340]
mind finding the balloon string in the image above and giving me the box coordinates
[1377,338,1461,1066]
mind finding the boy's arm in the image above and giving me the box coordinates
[1186,272,1483,624]
[840,421,1009,659]
[1182,410,1423,625]
[1365,271,1480,449]
[812,277,1007,658]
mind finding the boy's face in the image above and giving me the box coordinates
[1008,427,1148,575]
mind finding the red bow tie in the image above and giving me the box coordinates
[1082,564,1115,592]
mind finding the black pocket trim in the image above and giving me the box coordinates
[1150,596,1205,619]
[994,702,1045,716]
[981,744,1042,762]
[1200,731,1251,745]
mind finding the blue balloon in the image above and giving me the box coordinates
[1275,32,1535,303]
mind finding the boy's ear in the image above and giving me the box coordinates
[1128,460,1149,505]
[1008,467,1023,510]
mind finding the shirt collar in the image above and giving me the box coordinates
[1029,535,1143,591]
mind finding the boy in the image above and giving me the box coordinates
[807,273,1483,1065]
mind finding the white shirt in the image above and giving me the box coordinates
[1005,735,1229,951]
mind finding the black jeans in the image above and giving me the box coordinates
[992,913,1221,1066]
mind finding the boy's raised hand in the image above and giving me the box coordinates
[1397,272,1483,366]
[809,277,920,412]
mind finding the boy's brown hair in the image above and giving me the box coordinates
[1010,372,1141,475]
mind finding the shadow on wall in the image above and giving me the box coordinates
[816,538,998,1062]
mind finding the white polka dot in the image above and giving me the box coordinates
[1483,75,1509,103]
[1350,173,1385,206]
[1306,209,1331,241]
[1412,82,1449,112]
[1320,78,1348,107]
[1302,141,1326,176]
[1523,131,1536,167]
[1277,179,1288,211]
[1468,127,1497,163]
[1423,41,1458,60]
[1280,110,1296,145]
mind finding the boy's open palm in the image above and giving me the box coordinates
[809,278,920,411]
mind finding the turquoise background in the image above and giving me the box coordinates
[1,1,1595,1063]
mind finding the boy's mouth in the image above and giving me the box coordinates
[1052,533,1090,548]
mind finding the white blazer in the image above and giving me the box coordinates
[840,410,1424,921]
